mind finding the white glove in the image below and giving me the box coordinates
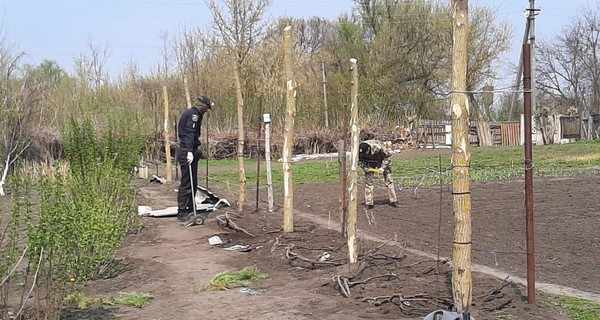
[186,152,193,164]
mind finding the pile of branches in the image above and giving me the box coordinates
[330,241,515,316]
[270,232,348,270]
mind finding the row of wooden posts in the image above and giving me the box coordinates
[158,4,535,316]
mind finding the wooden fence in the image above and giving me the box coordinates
[418,120,521,147]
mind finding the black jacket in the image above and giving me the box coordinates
[178,107,205,151]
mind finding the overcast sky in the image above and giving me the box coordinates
[0,0,595,85]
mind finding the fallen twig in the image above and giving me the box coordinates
[216,212,255,237]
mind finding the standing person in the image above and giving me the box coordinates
[358,140,401,210]
[176,95,214,221]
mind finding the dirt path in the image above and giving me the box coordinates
[93,181,417,320]
[83,171,600,320]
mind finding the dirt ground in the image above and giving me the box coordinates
[55,149,600,320]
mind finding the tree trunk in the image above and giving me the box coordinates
[450,0,473,314]
[234,64,246,212]
[347,58,360,264]
[0,158,9,196]
[163,86,172,182]
[282,25,297,233]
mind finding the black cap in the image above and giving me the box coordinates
[195,95,214,109]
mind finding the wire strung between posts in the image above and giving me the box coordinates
[435,155,443,300]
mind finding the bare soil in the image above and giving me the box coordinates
[70,158,600,319]
[7,148,596,319]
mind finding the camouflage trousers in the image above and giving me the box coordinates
[364,161,397,205]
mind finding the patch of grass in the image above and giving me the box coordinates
[495,312,517,320]
[105,292,153,308]
[63,292,96,309]
[209,140,600,186]
[203,267,268,291]
[546,296,600,320]
[63,291,152,309]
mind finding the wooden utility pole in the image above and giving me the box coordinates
[282,25,297,233]
[162,86,172,182]
[321,61,329,129]
[263,113,274,212]
[347,58,359,264]
[523,43,537,305]
[450,0,472,316]
[184,75,192,109]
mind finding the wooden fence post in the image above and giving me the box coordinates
[450,0,473,315]
[347,58,359,264]
[263,113,273,212]
[282,25,297,233]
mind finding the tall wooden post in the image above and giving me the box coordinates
[255,96,263,212]
[184,75,192,109]
[321,61,329,129]
[339,107,349,237]
[523,43,536,305]
[450,0,472,315]
[263,113,274,212]
[234,65,247,213]
[282,25,297,233]
[347,58,359,264]
[162,86,172,182]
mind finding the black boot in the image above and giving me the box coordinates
[365,204,374,210]
[177,212,190,221]
[389,201,401,208]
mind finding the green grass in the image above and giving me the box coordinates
[207,140,600,187]
[202,267,268,291]
[546,296,600,320]
[63,291,153,309]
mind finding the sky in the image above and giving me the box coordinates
[0,0,595,84]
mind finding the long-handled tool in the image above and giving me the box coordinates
[184,162,205,227]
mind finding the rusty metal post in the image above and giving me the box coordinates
[523,43,536,305]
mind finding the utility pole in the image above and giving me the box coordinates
[528,0,538,115]
[450,1,472,318]
[523,43,537,305]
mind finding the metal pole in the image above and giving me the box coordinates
[205,111,209,189]
[523,43,536,305]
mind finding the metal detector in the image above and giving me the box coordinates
[184,162,205,227]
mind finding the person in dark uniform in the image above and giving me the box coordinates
[176,95,213,221]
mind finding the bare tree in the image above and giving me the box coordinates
[537,3,600,114]
[0,53,61,195]
[206,0,272,212]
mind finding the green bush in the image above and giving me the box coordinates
[25,114,143,308]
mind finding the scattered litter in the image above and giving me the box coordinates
[150,175,167,184]
[318,252,331,262]
[224,245,252,252]
[138,205,152,216]
[255,245,264,250]
[208,236,223,245]
[239,288,262,296]
[423,310,476,320]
